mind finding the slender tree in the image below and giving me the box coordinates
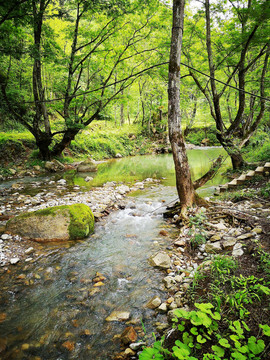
[168,0,196,216]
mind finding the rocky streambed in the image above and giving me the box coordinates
[0,167,269,359]
[0,176,159,267]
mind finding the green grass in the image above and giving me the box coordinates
[69,121,153,160]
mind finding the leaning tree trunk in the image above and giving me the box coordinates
[168,0,195,215]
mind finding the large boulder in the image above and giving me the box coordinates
[6,204,94,242]
[77,159,97,173]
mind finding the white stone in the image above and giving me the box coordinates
[10,257,20,265]
[25,247,34,255]
[1,234,11,240]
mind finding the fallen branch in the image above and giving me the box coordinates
[193,155,223,190]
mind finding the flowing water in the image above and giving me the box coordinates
[0,149,230,359]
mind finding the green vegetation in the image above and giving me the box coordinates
[140,303,270,360]
[140,253,270,359]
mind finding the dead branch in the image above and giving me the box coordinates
[193,155,223,190]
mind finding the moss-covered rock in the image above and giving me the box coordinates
[6,204,94,242]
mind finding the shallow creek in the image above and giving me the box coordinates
[0,150,229,359]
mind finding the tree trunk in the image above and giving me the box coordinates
[168,0,195,215]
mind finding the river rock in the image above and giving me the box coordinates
[5,204,94,242]
[223,238,237,249]
[252,227,262,234]
[129,342,146,351]
[236,233,253,240]
[146,295,162,309]
[210,234,221,242]
[77,159,97,173]
[163,276,176,288]
[10,257,20,265]
[205,241,222,253]
[106,311,130,322]
[116,185,130,195]
[120,326,137,344]
[158,303,168,313]
[149,251,170,269]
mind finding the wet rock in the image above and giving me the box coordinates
[62,340,75,351]
[149,251,171,269]
[77,159,97,173]
[159,230,169,236]
[0,338,7,353]
[5,203,94,242]
[106,311,130,322]
[0,313,6,323]
[146,296,162,309]
[124,348,136,357]
[205,241,222,253]
[121,326,137,344]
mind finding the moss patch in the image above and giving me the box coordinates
[6,204,95,241]
[68,204,95,239]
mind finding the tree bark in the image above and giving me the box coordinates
[168,0,195,214]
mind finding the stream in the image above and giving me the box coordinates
[0,149,229,359]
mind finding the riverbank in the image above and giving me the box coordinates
[137,177,270,360]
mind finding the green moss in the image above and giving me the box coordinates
[10,204,95,240]
[68,204,95,240]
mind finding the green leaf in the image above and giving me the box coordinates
[183,332,194,346]
[195,303,214,314]
[231,352,247,360]
[212,345,225,357]
[172,345,190,359]
[258,285,270,295]
[178,324,185,331]
[211,311,221,321]
[241,321,250,332]
[219,338,231,348]
[190,327,198,335]
[248,336,265,355]
[259,324,270,336]
[197,334,207,344]
[174,308,189,320]
[139,346,164,360]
